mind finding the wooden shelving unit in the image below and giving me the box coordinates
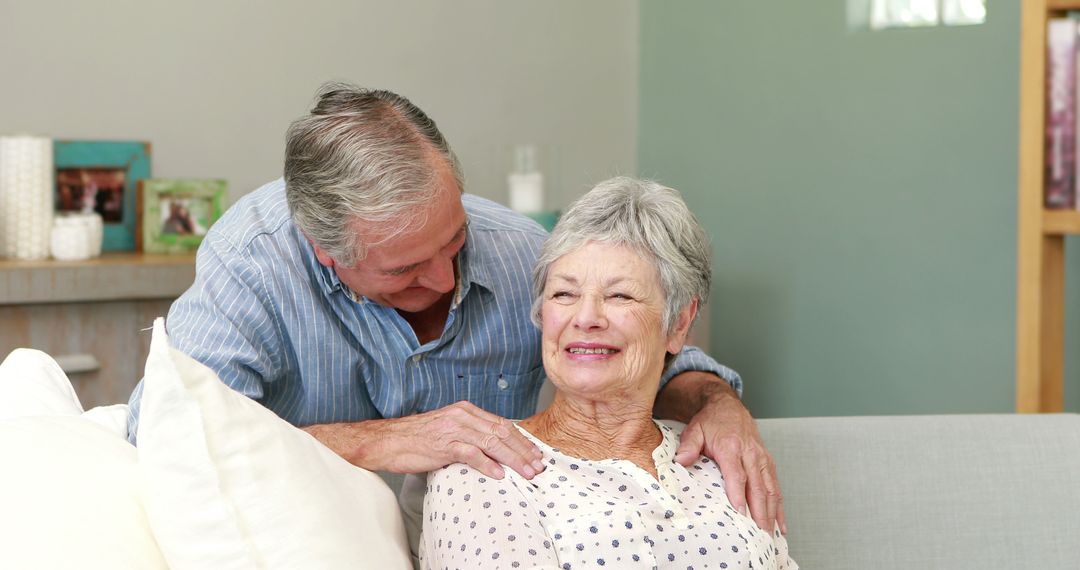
[0,252,195,304]
[1016,0,1080,412]
[0,253,195,408]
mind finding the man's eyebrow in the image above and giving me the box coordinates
[384,262,420,276]
[383,220,468,275]
[449,221,468,243]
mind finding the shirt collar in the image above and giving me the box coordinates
[514,420,679,471]
[652,421,678,465]
[454,215,497,300]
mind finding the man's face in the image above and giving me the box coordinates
[312,163,468,314]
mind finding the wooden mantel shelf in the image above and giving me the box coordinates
[0,253,195,305]
[1048,0,1080,11]
[1042,210,1080,234]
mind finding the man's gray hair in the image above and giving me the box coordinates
[531,176,711,335]
[284,83,463,267]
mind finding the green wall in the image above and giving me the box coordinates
[638,1,1079,417]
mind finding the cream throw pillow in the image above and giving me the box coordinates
[0,348,83,418]
[0,415,168,569]
[0,346,167,569]
[0,348,132,438]
[137,318,411,569]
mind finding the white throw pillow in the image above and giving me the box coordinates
[81,402,132,438]
[0,348,83,418]
[137,318,411,569]
[0,415,167,569]
[0,347,135,438]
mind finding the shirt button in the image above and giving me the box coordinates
[497,377,509,390]
[412,354,422,363]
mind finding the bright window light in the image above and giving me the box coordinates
[941,0,987,26]
[871,0,939,30]
[850,0,985,30]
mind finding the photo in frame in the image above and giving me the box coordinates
[138,179,226,254]
[54,140,151,252]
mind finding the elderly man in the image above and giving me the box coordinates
[126,84,784,533]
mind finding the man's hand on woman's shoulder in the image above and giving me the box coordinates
[302,400,545,480]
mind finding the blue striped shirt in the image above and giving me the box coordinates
[126,178,741,441]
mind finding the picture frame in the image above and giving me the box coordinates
[53,140,151,252]
[138,179,226,254]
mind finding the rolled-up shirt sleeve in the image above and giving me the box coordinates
[661,345,743,397]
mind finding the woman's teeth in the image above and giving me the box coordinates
[568,347,617,354]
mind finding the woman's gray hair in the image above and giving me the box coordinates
[284,83,464,267]
[531,176,712,335]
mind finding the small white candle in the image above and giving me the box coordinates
[51,213,103,261]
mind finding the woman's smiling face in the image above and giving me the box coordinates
[540,241,686,400]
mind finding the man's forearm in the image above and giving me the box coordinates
[303,419,390,470]
[654,370,742,423]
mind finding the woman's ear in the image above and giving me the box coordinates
[665,298,699,354]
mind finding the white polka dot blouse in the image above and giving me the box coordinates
[421,421,796,569]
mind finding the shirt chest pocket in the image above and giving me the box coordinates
[546,508,658,569]
[458,366,544,420]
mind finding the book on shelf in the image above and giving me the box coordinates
[1046,17,1077,209]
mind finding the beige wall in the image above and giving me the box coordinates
[0,0,638,208]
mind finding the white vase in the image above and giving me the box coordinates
[0,136,54,260]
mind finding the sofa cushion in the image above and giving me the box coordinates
[759,414,1080,569]
[0,414,167,569]
[0,347,131,439]
[137,318,411,569]
[0,347,166,568]
[0,348,83,418]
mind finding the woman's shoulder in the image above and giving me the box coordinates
[427,462,491,488]
[424,462,525,507]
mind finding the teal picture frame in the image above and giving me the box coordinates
[54,140,151,252]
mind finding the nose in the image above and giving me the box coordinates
[573,295,608,331]
[417,252,456,293]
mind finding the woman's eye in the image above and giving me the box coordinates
[551,291,575,300]
[609,293,633,300]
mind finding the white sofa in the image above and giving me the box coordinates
[757,413,1080,568]
[3,325,1077,569]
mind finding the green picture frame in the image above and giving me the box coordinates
[139,179,226,254]
[53,140,151,252]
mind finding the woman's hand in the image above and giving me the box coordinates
[656,371,786,534]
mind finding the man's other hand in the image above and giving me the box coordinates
[657,371,786,535]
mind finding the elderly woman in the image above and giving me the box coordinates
[420,177,795,569]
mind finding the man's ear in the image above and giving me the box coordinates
[665,298,699,354]
[305,235,336,269]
